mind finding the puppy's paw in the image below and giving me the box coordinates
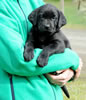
[24,51,34,61]
[36,55,48,67]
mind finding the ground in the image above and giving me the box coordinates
[62,28,86,100]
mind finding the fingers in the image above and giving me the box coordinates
[56,70,65,74]
[75,58,83,79]
[45,74,66,86]
[45,58,83,86]
[45,69,74,86]
[55,69,74,81]
[46,73,67,86]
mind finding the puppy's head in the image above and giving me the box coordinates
[28,4,67,34]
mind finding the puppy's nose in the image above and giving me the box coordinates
[44,24,50,29]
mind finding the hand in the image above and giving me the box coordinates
[45,58,83,86]
[45,69,74,86]
[75,58,83,79]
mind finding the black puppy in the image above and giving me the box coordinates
[24,4,71,98]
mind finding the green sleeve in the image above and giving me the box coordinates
[30,0,45,9]
[0,1,79,77]
[0,19,79,76]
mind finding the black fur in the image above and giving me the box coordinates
[24,4,71,67]
[24,4,71,98]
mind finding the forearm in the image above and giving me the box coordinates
[0,43,80,77]
[0,24,79,77]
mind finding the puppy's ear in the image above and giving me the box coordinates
[28,8,39,26]
[57,11,67,29]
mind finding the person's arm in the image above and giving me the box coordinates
[45,58,83,86]
[0,2,79,77]
[0,20,79,77]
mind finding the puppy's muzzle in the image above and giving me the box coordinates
[44,24,50,30]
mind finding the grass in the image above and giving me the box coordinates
[44,0,86,29]
[63,78,86,100]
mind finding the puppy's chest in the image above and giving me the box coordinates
[33,35,51,49]
[34,38,49,49]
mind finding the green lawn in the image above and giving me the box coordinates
[44,0,86,29]
[63,78,86,100]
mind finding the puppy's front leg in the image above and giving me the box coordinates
[24,42,34,61]
[37,41,65,67]
[37,48,49,67]
[24,32,35,61]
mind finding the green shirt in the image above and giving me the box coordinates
[0,0,79,100]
